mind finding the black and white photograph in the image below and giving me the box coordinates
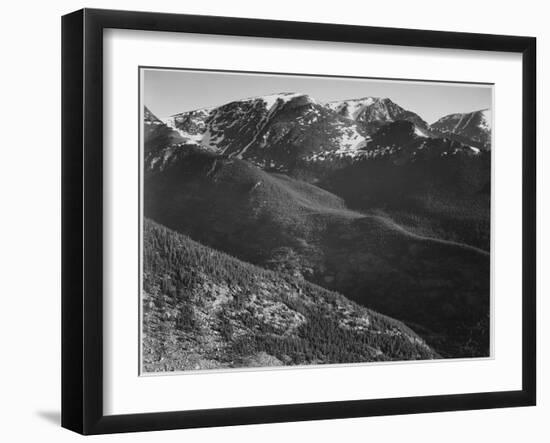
[141,68,492,373]
[0,0,544,439]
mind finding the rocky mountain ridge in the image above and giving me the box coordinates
[430,109,491,150]
[144,93,490,176]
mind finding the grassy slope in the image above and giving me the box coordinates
[142,219,437,372]
[145,152,490,358]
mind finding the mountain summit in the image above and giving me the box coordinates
[326,97,429,134]
[430,109,491,150]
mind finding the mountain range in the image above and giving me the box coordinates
[142,91,492,371]
[148,93,490,170]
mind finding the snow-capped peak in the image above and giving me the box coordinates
[163,107,213,128]
[429,108,491,149]
[248,92,313,110]
[325,96,385,120]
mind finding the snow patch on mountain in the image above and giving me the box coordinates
[326,97,429,136]
[202,129,225,151]
[255,92,310,111]
[429,108,491,150]
[326,97,377,120]
[145,93,490,174]
[334,125,369,154]
[414,126,430,137]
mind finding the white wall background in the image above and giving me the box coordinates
[0,0,546,441]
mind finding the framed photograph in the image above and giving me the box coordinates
[62,8,536,435]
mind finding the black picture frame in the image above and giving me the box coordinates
[61,8,537,435]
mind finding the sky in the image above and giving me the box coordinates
[143,68,492,125]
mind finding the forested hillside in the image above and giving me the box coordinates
[142,219,438,372]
